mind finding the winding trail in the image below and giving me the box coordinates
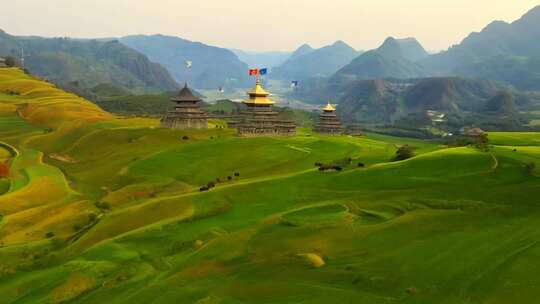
[489,152,499,171]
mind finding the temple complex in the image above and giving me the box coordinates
[236,79,296,137]
[160,83,208,129]
[314,101,343,135]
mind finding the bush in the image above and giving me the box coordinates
[182,135,189,140]
[314,162,323,167]
[94,201,111,210]
[227,176,232,181]
[72,224,82,232]
[45,232,55,238]
[200,186,209,192]
[475,133,490,152]
[234,172,240,177]
[88,213,97,222]
[318,164,342,172]
[357,162,365,168]
[207,181,216,188]
[392,145,415,161]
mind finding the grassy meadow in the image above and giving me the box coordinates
[0,68,540,303]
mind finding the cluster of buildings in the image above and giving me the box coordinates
[160,79,351,137]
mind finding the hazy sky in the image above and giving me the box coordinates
[2,0,539,52]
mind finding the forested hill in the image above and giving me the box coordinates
[0,30,178,94]
[120,34,251,89]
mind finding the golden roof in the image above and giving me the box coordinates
[322,101,336,112]
[243,79,275,105]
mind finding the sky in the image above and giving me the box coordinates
[2,0,539,52]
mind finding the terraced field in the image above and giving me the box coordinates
[0,68,540,303]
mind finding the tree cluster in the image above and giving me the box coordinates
[392,145,415,161]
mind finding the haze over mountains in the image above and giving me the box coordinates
[333,37,427,81]
[272,41,360,80]
[1,4,540,131]
[230,49,290,69]
[120,35,251,89]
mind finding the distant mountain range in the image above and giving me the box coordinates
[272,41,360,81]
[0,30,178,95]
[230,49,290,69]
[339,77,533,130]
[333,37,427,82]
[120,35,250,89]
[421,5,540,90]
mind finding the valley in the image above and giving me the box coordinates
[2,3,540,303]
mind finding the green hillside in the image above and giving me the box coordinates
[0,30,178,95]
[1,68,540,303]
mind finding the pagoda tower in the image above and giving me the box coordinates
[236,79,296,137]
[160,83,208,129]
[315,101,343,135]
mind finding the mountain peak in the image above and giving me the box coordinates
[377,37,402,58]
[482,20,510,33]
[376,36,428,62]
[331,40,349,47]
[289,43,315,60]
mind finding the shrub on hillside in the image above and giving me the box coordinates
[392,145,415,161]
[475,133,490,152]
[88,213,97,223]
[357,162,365,168]
[318,164,342,172]
[45,232,55,238]
[95,201,111,210]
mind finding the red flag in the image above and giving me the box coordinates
[249,69,259,76]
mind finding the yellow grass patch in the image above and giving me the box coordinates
[49,272,97,304]
[0,69,113,129]
[0,200,94,245]
[297,253,325,268]
[0,103,16,114]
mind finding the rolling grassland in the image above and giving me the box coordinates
[0,68,539,303]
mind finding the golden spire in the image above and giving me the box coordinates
[244,78,275,105]
[322,101,336,112]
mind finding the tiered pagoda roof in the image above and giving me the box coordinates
[243,79,275,106]
[315,101,343,135]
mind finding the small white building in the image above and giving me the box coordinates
[0,57,7,68]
